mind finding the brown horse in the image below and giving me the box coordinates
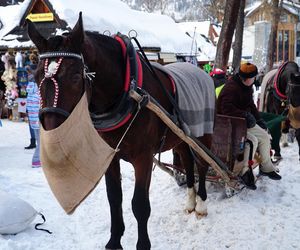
[260,61,300,160]
[27,13,214,249]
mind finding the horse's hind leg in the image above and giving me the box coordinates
[132,154,153,250]
[105,158,125,250]
[194,134,212,218]
[174,143,197,213]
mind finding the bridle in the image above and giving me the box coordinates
[266,62,300,115]
[38,52,95,120]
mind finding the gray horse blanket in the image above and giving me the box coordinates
[152,62,215,137]
[258,69,276,112]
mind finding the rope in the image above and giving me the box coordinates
[114,96,143,151]
[34,212,52,234]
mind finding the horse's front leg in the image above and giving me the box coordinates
[105,158,125,250]
[132,153,153,250]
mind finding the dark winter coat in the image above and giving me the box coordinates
[217,74,260,120]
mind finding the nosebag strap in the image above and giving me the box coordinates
[35,212,52,234]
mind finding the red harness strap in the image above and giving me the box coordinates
[97,36,143,132]
[114,36,143,90]
[273,61,288,100]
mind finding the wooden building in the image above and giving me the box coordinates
[245,1,300,64]
[0,0,68,51]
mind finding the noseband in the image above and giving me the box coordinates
[38,52,94,120]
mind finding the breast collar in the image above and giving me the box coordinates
[272,61,288,101]
[90,33,143,132]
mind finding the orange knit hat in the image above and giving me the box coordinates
[239,63,258,78]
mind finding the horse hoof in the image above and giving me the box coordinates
[195,211,208,219]
[184,208,195,214]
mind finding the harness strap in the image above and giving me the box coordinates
[39,107,70,120]
[38,52,94,120]
[39,58,63,108]
[273,61,288,100]
[131,37,187,133]
[93,34,143,132]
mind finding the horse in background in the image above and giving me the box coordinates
[27,13,215,250]
[259,61,300,161]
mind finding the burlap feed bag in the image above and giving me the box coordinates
[40,93,116,214]
[288,104,300,129]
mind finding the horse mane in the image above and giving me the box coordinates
[45,30,120,58]
[279,61,299,90]
[84,31,121,54]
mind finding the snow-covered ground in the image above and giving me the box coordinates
[0,119,300,250]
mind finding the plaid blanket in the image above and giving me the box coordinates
[152,62,215,137]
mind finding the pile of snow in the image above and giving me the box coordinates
[0,0,193,54]
[177,21,217,61]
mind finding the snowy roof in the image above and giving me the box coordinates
[246,0,300,17]
[0,2,27,39]
[0,0,193,55]
[245,1,263,17]
[177,21,216,61]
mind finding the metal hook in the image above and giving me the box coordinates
[103,30,111,36]
[128,29,138,39]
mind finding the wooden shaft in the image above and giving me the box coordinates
[129,90,231,183]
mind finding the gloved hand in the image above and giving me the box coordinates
[257,118,268,130]
[245,112,256,128]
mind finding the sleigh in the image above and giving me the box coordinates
[130,90,259,196]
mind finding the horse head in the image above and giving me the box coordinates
[289,72,300,107]
[27,12,87,130]
[288,71,300,129]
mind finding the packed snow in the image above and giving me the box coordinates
[0,118,300,250]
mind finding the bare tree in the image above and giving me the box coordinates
[141,0,169,13]
[203,0,226,23]
[142,0,157,12]
[266,0,283,72]
[232,0,246,72]
[214,0,241,70]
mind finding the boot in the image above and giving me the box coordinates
[25,138,36,149]
[240,169,257,190]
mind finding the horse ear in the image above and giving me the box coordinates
[69,12,84,50]
[27,19,47,52]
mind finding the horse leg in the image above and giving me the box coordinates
[194,134,212,219]
[105,158,125,250]
[174,143,197,213]
[131,154,153,250]
[296,128,300,161]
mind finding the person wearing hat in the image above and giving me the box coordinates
[210,68,227,98]
[217,62,281,189]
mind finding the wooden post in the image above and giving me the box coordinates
[129,90,231,183]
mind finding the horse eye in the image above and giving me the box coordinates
[72,73,82,82]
